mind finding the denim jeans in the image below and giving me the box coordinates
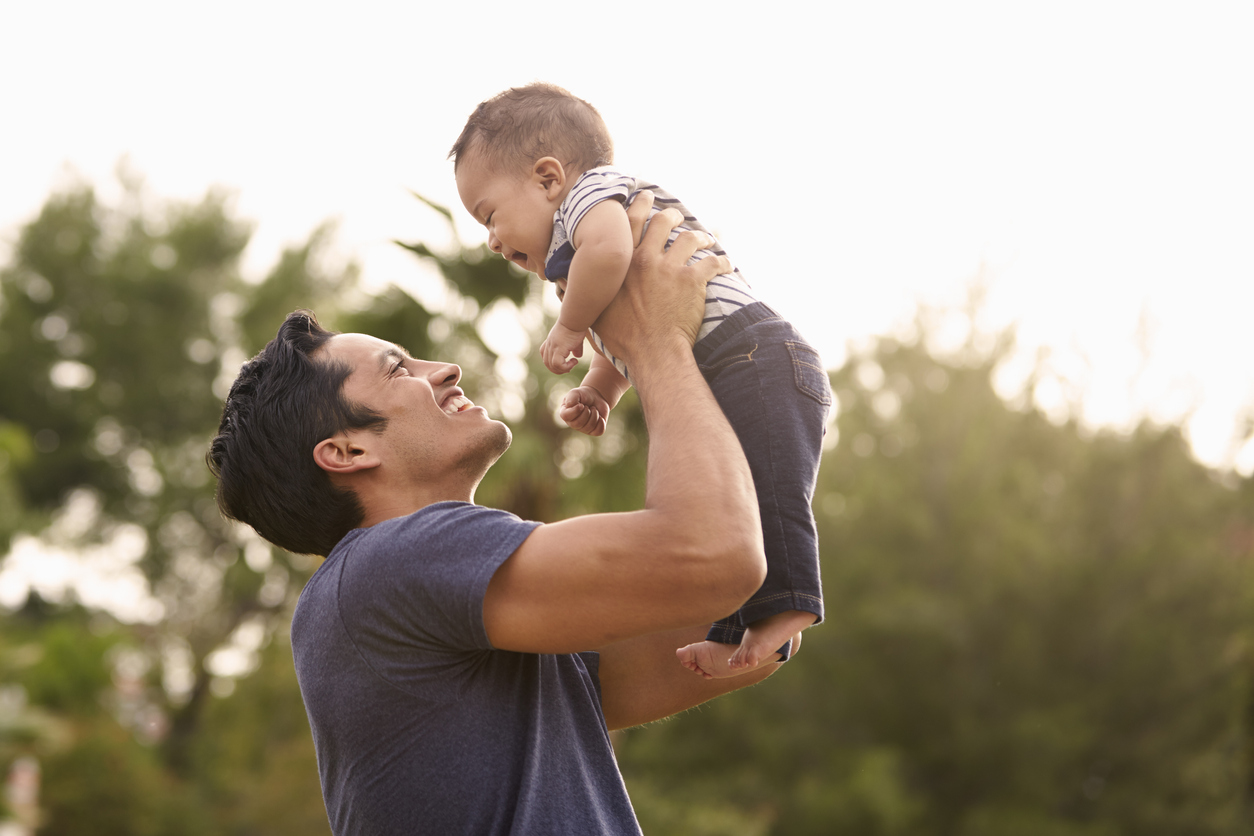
[694,303,831,656]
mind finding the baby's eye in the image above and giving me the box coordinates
[485,212,494,226]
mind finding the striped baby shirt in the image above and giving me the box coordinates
[543,166,757,383]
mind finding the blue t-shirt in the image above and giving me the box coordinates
[291,502,642,835]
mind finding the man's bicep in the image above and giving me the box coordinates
[482,511,706,654]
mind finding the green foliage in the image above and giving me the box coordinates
[2,176,1252,834]
[39,725,186,836]
[20,621,117,716]
[0,172,362,817]
[394,238,525,309]
[615,331,1254,835]
[0,177,647,833]
[190,636,329,835]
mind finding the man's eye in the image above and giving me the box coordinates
[392,360,406,376]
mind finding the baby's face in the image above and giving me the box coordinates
[455,154,556,277]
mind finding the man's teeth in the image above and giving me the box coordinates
[445,396,472,414]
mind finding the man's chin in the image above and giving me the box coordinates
[458,421,512,490]
[486,421,512,463]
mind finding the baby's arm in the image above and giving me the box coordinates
[540,200,634,374]
[559,353,631,437]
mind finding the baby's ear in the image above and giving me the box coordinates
[532,157,566,200]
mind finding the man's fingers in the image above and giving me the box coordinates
[625,190,655,247]
[637,207,685,254]
[688,253,731,284]
[662,228,715,265]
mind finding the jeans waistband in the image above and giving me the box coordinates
[692,302,781,365]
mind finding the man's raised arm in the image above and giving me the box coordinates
[482,203,765,654]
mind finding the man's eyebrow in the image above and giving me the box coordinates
[378,346,410,373]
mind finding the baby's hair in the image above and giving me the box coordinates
[450,82,613,177]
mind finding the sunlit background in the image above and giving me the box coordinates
[2,4,1253,832]
[5,1,1252,470]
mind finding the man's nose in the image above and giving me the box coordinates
[426,362,460,386]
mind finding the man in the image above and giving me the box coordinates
[207,197,798,834]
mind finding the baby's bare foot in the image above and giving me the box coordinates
[675,640,739,680]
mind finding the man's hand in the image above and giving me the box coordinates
[559,385,612,436]
[541,322,585,375]
[482,189,762,660]
[592,198,731,368]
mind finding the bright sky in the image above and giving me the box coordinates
[3,1,1253,481]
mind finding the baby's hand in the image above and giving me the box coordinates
[558,386,611,437]
[541,323,585,375]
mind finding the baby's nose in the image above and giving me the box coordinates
[488,234,502,253]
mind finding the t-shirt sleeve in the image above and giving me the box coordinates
[336,503,540,658]
[559,168,636,241]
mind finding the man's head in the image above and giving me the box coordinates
[207,311,509,556]
[451,83,613,276]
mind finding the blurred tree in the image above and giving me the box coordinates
[189,633,328,835]
[0,600,209,835]
[0,171,367,826]
[614,315,1254,835]
[5,173,1252,835]
[0,177,651,831]
[0,169,363,779]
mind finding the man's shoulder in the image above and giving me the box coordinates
[344,501,522,543]
[295,502,543,657]
[302,502,538,607]
[367,501,535,542]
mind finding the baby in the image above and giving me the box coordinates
[451,83,829,678]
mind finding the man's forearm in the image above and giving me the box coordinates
[626,331,764,599]
[594,215,766,616]
[481,213,765,654]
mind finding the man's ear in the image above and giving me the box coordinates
[532,157,566,201]
[313,433,381,475]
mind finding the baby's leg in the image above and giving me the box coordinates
[690,306,831,675]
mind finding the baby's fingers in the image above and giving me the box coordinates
[559,400,604,436]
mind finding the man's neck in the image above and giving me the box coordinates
[353,477,478,530]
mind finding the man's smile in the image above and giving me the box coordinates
[442,393,475,415]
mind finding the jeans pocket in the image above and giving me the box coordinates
[787,341,832,406]
[698,345,756,379]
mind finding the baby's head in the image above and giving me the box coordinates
[452,83,614,275]
[451,82,613,180]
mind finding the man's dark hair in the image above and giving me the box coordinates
[207,310,386,556]
[449,82,614,176]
